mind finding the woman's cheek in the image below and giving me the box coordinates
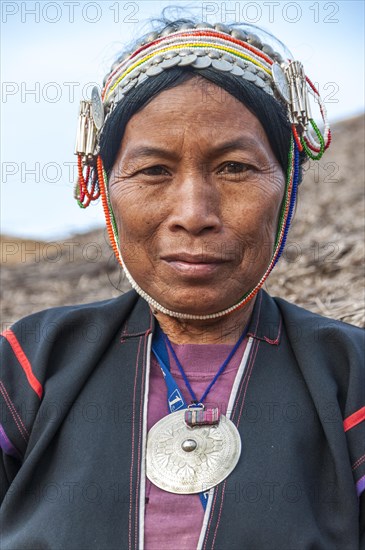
[115,204,166,265]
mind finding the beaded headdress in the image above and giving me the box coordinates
[74,21,331,320]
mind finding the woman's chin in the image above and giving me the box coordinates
[148,286,244,316]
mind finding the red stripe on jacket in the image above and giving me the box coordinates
[1,329,43,399]
[343,406,365,432]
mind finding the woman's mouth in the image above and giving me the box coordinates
[161,253,228,278]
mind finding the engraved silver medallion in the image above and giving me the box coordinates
[91,86,104,130]
[146,410,241,494]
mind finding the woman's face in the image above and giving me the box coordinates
[109,78,285,315]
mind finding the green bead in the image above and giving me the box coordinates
[301,119,325,160]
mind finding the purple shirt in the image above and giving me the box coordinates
[145,338,248,549]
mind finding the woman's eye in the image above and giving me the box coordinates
[139,166,169,176]
[218,162,252,174]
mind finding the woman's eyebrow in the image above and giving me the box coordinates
[124,137,262,161]
[125,146,178,160]
[209,137,263,156]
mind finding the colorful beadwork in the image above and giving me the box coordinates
[75,154,100,208]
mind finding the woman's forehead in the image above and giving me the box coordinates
[122,80,267,142]
[136,87,248,119]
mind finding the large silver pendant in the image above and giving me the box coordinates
[146,410,241,494]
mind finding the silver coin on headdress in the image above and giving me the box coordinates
[160,56,182,69]
[178,53,197,66]
[272,62,290,103]
[212,58,233,72]
[192,56,212,69]
[91,86,104,130]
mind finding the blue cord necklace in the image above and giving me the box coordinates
[163,325,249,406]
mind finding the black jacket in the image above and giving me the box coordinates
[1,290,364,549]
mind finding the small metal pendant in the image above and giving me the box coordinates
[146,410,241,494]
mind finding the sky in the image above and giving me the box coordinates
[1,0,364,239]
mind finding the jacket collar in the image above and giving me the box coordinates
[120,289,282,346]
[119,291,155,340]
[247,290,282,345]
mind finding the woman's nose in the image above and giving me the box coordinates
[167,173,222,235]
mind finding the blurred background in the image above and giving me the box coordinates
[1,0,364,326]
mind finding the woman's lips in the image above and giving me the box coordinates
[161,253,228,278]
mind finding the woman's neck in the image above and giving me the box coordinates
[151,297,256,345]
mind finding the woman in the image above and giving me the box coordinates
[1,17,364,550]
